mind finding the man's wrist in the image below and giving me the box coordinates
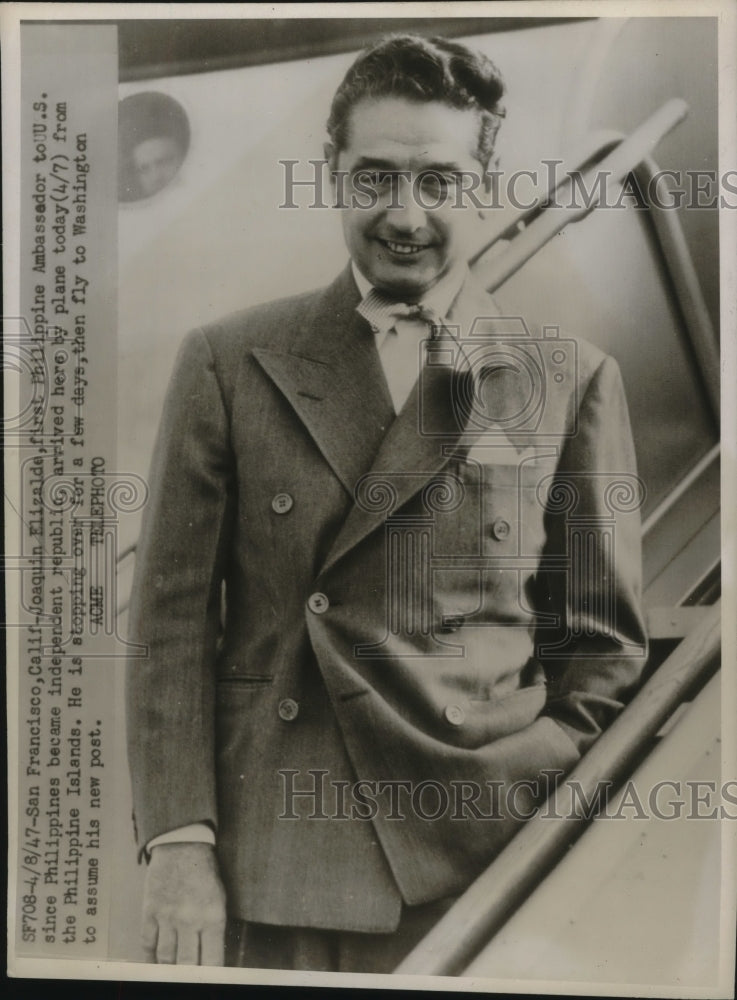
[147,822,216,852]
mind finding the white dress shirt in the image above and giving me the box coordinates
[352,261,467,413]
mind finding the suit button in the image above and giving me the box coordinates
[491,518,511,541]
[444,704,465,727]
[271,492,293,514]
[307,592,329,614]
[278,698,299,722]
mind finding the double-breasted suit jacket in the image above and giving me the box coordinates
[127,265,647,934]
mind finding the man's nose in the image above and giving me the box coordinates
[385,175,426,233]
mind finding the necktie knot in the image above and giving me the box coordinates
[356,288,441,334]
[389,301,433,322]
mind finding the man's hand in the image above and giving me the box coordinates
[141,842,227,965]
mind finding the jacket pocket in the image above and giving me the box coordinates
[216,668,274,686]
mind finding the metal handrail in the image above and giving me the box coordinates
[395,99,722,977]
[641,442,719,537]
[632,155,720,425]
[467,130,625,261]
[470,99,688,288]
[470,99,719,426]
[394,598,721,976]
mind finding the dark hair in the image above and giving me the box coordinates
[327,34,506,169]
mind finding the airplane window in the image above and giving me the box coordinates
[118,92,190,202]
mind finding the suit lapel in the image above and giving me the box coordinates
[253,266,394,496]
[322,274,504,573]
[254,265,522,574]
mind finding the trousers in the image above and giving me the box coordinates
[225,895,457,974]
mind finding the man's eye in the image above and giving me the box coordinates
[355,170,394,189]
[373,171,395,189]
[418,172,455,195]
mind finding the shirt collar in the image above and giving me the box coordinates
[351,260,468,324]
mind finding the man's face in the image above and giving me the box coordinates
[132,135,183,197]
[330,97,487,300]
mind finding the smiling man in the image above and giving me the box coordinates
[330,95,490,299]
[126,34,646,974]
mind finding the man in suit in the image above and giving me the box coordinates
[126,33,647,972]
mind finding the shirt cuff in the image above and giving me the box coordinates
[147,823,216,851]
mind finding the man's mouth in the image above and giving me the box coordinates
[379,238,431,256]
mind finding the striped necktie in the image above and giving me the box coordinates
[356,289,444,412]
[356,287,441,335]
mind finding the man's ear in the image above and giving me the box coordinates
[478,156,500,219]
[325,142,347,208]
